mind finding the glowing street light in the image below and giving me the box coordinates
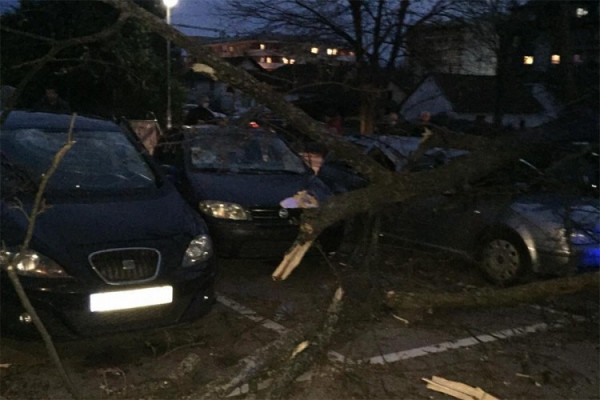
[163,0,178,130]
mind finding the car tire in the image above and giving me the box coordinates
[479,231,531,286]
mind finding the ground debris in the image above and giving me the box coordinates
[423,375,499,400]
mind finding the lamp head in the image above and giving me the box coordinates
[163,0,178,8]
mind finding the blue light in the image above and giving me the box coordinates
[579,247,600,270]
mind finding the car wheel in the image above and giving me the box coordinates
[479,233,530,286]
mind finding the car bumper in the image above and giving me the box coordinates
[208,219,300,258]
[1,261,217,338]
[536,244,600,275]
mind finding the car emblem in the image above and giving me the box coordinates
[122,259,136,270]
[278,208,289,219]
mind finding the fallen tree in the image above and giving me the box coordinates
[2,1,597,399]
[385,271,599,311]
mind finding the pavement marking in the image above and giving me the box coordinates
[365,318,574,365]
[217,293,347,364]
[217,293,586,367]
[217,294,288,335]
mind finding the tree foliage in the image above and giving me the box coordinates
[217,0,466,133]
[0,0,181,120]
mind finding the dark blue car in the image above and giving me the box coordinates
[0,111,217,337]
[156,125,337,258]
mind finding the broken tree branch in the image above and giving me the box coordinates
[183,324,315,400]
[266,287,344,400]
[386,272,599,311]
[5,117,78,399]
[272,241,314,281]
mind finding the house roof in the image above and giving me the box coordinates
[432,73,543,114]
[225,56,263,71]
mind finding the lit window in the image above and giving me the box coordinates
[310,47,319,54]
[332,48,338,55]
[282,57,289,64]
[266,57,272,63]
[290,59,295,64]
[259,43,266,50]
[523,56,534,65]
[551,54,560,64]
[326,48,333,55]
[576,8,588,18]
[228,46,234,52]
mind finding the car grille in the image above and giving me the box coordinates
[89,248,161,285]
[249,207,301,222]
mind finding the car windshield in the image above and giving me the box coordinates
[1,127,156,195]
[185,130,308,174]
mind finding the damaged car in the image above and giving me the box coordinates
[0,111,217,337]
[375,138,600,285]
[155,125,338,258]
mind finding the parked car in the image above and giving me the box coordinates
[345,134,470,172]
[155,125,339,258]
[0,111,217,337]
[344,135,599,285]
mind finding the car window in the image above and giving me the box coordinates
[543,149,599,195]
[1,127,156,195]
[186,132,308,174]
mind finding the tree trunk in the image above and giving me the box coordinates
[359,87,378,135]
[385,272,599,311]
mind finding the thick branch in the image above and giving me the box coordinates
[385,272,599,311]
[266,287,344,400]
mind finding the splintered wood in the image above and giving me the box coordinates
[423,376,499,400]
[272,241,313,280]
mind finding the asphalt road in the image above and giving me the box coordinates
[0,253,598,399]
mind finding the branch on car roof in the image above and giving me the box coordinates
[98,0,389,183]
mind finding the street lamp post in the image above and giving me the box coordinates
[163,0,178,130]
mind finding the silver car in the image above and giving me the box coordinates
[349,136,600,285]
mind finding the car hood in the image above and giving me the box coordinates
[185,171,331,207]
[1,186,206,250]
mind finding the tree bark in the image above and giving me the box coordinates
[184,324,314,400]
[385,272,599,311]
[266,287,344,400]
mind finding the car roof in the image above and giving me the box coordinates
[1,110,120,131]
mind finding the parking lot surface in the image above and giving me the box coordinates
[0,253,598,399]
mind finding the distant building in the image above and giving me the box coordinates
[512,1,598,76]
[187,34,355,71]
[399,74,554,129]
[182,34,356,114]
[406,1,598,85]
[406,21,498,78]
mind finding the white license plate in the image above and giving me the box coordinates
[90,285,173,312]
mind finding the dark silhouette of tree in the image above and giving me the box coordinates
[0,0,183,121]
[215,0,466,134]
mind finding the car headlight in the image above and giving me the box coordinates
[570,229,598,245]
[182,235,213,267]
[0,249,70,278]
[199,200,250,220]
